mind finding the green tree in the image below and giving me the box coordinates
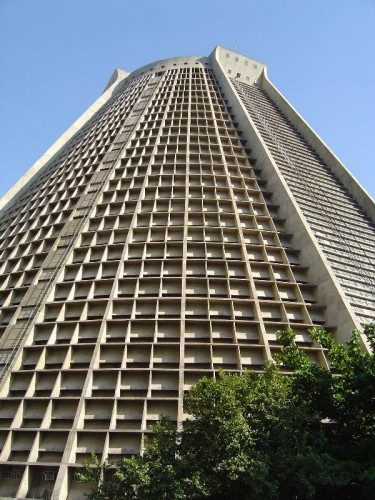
[78,325,375,499]
[276,324,375,498]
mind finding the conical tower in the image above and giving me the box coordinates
[0,47,374,499]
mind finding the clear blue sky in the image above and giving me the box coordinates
[0,0,374,198]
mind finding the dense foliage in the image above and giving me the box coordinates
[79,325,375,499]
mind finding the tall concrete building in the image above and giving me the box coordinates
[0,46,374,499]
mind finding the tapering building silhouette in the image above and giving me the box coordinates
[0,46,374,499]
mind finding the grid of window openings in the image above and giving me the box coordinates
[0,65,329,498]
[0,74,152,375]
[232,80,375,325]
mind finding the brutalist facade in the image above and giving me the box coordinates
[0,46,374,499]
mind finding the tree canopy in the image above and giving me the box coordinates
[79,324,375,499]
